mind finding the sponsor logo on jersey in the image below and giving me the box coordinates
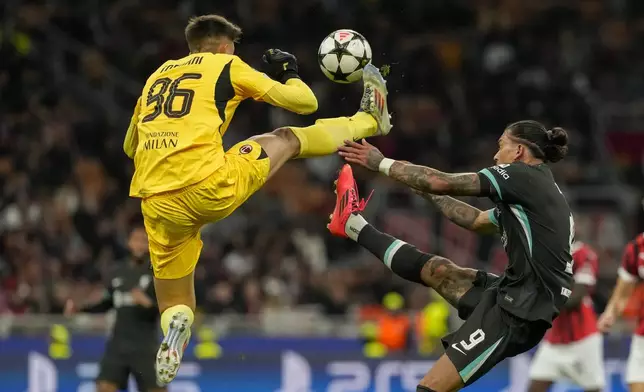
[561,287,572,297]
[491,165,510,179]
[239,144,253,154]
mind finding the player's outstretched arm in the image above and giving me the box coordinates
[260,49,317,114]
[339,139,486,197]
[387,161,481,196]
[416,192,498,234]
[261,80,318,115]
[232,52,317,115]
[65,288,114,315]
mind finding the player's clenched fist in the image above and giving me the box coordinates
[262,49,300,83]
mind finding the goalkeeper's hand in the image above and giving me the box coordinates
[261,49,300,83]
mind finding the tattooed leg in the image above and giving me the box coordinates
[420,256,478,307]
[346,215,478,308]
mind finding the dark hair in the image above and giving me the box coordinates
[506,120,569,163]
[185,15,242,52]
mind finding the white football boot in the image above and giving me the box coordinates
[155,312,191,386]
[360,63,392,135]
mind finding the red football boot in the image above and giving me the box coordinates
[328,164,372,238]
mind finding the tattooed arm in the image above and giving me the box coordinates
[388,161,483,196]
[337,140,497,233]
[417,193,498,234]
[338,139,488,197]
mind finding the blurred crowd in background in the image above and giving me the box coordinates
[1,0,644,333]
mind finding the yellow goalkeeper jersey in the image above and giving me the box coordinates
[124,52,316,198]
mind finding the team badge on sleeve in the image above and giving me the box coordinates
[239,144,253,154]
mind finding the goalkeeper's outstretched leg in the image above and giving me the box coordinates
[251,63,393,180]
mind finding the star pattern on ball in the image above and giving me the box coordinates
[318,30,371,84]
[358,49,370,68]
[351,33,371,69]
[328,39,351,82]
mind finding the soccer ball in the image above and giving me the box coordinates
[318,29,372,84]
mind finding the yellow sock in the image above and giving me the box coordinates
[160,304,195,337]
[289,112,378,158]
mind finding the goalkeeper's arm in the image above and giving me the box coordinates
[232,56,318,115]
[261,79,317,115]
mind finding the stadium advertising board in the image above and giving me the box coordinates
[1,336,631,392]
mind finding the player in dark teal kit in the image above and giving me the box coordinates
[65,223,165,392]
[328,120,574,392]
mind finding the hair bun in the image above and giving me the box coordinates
[543,127,569,162]
[547,127,568,146]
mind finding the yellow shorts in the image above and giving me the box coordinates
[141,140,270,279]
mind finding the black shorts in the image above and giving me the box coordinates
[441,271,548,386]
[98,342,161,391]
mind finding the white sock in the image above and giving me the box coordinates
[345,214,368,241]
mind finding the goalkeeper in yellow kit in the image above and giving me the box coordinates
[123,14,392,385]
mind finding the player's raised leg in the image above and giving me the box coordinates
[250,63,392,179]
[328,164,480,310]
